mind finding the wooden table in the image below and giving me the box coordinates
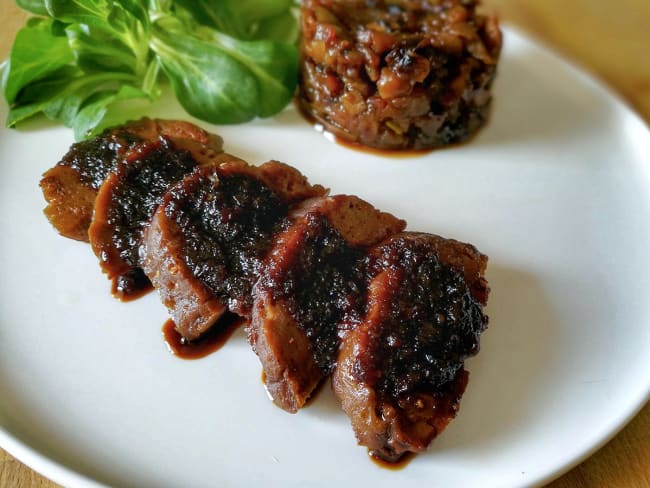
[1,1,649,486]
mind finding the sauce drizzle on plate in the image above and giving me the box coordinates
[162,314,244,360]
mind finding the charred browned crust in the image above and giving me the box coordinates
[142,160,327,341]
[249,195,406,413]
[298,0,502,150]
[88,138,204,299]
[40,118,224,242]
[41,115,492,461]
[144,201,229,341]
[333,232,489,461]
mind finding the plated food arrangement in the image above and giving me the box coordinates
[4,1,650,484]
[7,0,506,475]
[39,117,489,462]
[4,0,502,149]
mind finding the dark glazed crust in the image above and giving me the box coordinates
[332,232,489,461]
[142,160,327,341]
[40,118,224,242]
[249,195,406,413]
[299,0,503,150]
[144,202,228,341]
[88,139,203,299]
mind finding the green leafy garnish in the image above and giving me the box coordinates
[1,0,299,139]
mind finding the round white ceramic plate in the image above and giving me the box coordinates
[1,28,650,488]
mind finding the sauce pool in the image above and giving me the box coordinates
[162,314,244,360]
[328,132,435,158]
[369,451,415,470]
[112,269,153,302]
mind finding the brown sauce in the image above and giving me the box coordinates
[112,269,153,302]
[330,134,435,158]
[369,451,415,470]
[162,314,244,360]
[112,283,153,302]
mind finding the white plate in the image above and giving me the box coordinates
[1,28,650,488]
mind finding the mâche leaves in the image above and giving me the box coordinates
[206,31,298,118]
[2,17,73,104]
[15,0,47,16]
[66,23,140,74]
[44,0,116,28]
[254,12,300,43]
[2,0,299,139]
[152,19,261,124]
[157,20,298,121]
[172,0,294,40]
[72,83,148,140]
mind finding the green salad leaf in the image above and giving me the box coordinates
[44,0,117,29]
[2,17,73,104]
[2,0,299,139]
[172,0,294,40]
[15,0,48,16]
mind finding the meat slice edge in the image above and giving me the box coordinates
[144,202,229,341]
[88,137,214,299]
[249,195,406,413]
[332,232,489,461]
[142,160,327,340]
[40,118,224,242]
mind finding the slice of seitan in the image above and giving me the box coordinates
[40,118,224,241]
[249,195,406,413]
[141,160,327,340]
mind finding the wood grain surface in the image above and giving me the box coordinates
[1,1,649,487]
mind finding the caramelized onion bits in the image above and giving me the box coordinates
[298,0,503,150]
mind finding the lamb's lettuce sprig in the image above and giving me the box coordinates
[2,0,299,139]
